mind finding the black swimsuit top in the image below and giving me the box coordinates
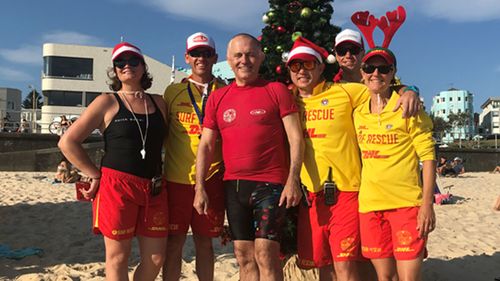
[101,93,166,179]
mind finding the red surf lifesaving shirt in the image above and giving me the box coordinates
[203,79,298,184]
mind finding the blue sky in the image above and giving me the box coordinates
[0,0,499,111]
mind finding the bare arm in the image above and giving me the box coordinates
[494,195,500,211]
[279,112,304,208]
[393,86,421,118]
[193,127,219,214]
[417,160,436,238]
[58,94,114,199]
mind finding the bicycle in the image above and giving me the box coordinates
[48,121,67,135]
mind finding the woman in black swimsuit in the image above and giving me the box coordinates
[59,42,169,281]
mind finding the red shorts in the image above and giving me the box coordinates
[297,191,362,269]
[92,167,169,240]
[167,172,224,237]
[359,207,427,260]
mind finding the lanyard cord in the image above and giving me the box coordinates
[186,79,216,125]
[120,92,149,159]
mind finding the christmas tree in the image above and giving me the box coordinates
[259,0,341,83]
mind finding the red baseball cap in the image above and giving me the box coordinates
[111,42,144,61]
[362,47,397,66]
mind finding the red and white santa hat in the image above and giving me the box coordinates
[286,37,335,65]
[111,42,144,61]
[186,32,215,52]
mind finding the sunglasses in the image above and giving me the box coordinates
[289,60,316,73]
[335,45,362,56]
[113,57,142,69]
[189,49,215,58]
[361,64,394,74]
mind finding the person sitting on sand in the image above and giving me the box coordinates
[436,156,448,175]
[490,164,500,174]
[452,157,465,175]
[54,158,81,184]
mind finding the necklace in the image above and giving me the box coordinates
[120,92,149,159]
[117,90,144,98]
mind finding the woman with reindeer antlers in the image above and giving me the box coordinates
[352,6,436,281]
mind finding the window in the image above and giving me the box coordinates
[441,98,445,102]
[458,109,462,113]
[85,92,101,106]
[493,111,500,117]
[449,97,453,101]
[43,56,93,80]
[465,97,468,102]
[458,97,461,101]
[43,90,83,106]
[442,109,446,114]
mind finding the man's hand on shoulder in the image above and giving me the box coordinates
[394,86,421,118]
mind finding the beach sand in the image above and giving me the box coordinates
[0,172,499,281]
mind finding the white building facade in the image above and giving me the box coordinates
[40,43,187,133]
[479,97,500,135]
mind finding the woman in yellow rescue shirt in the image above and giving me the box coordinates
[353,47,436,281]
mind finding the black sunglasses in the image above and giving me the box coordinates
[361,64,394,74]
[335,45,362,56]
[113,57,142,68]
[189,49,215,58]
[288,60,317,73]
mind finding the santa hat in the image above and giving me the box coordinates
[286,37,335,65]
[111,42,144,61]
[186,32,215,52]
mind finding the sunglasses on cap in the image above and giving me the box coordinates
[361,64,394,74]
[335,45,362,56]
[113,57,142,69]
[288,60,317,73]
[189,49,215,58]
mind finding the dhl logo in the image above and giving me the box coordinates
[362,150,389,159]
[304,128,326,138]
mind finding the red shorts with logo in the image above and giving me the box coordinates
[167,172,225,237]
[92,167,169,240]
[359,207,427,260]
[297,191,362,269]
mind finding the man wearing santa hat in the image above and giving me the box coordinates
[287,36,419,281]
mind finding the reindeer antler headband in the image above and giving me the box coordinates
[351,6,406,49]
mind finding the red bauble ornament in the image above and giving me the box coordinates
[276,65,282,74]
[257,35,262,41]
[277,26,286,33]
